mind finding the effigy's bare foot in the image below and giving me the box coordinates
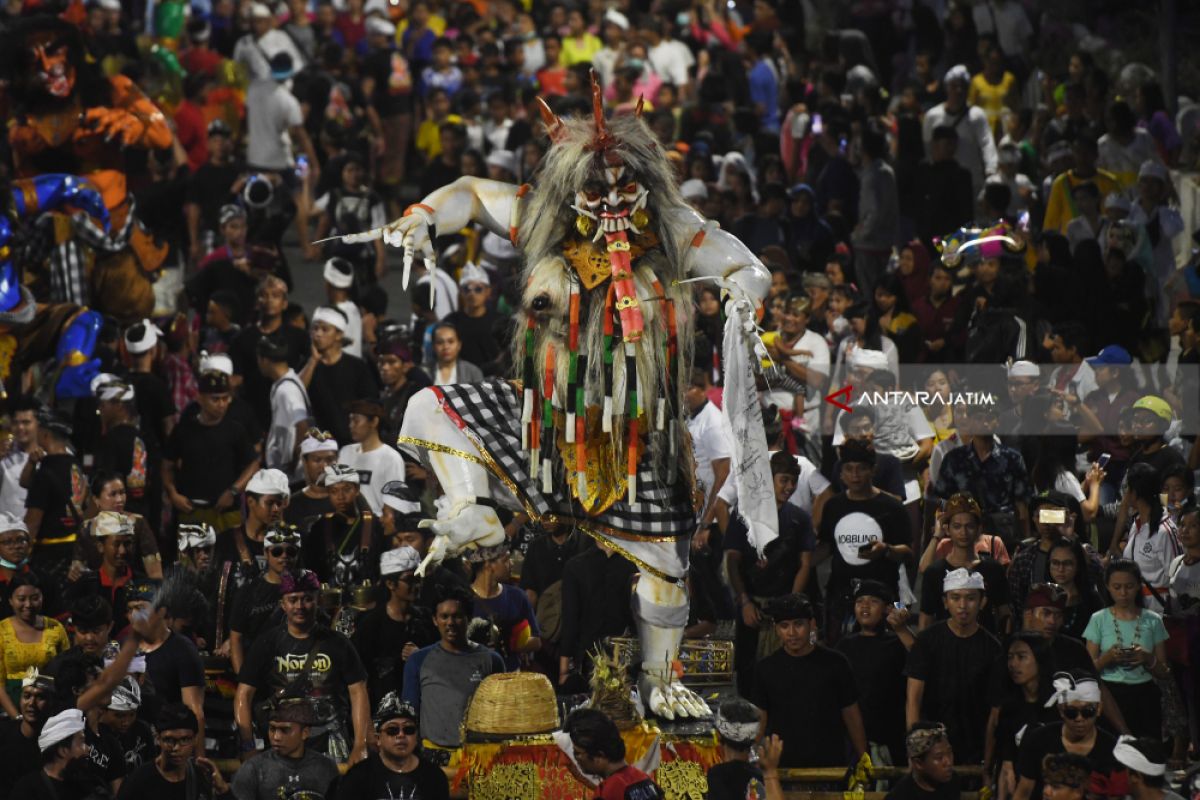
[638,672,710,721]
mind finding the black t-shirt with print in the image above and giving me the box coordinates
[165,412,257,505]
[334,753,449,800]
[107,720,158,773]
[920,558,1011,633]
[26,453,87,540]
[95,423,155,517]
[706,760,765,800]
[230,575,284,639]
[750,645,859,768]
[115,761,220,800]
[819,491,913,600]
[1016,723,1117,800]
[80,724,125,791]
[285,490,335,534]
[239,625,367,728]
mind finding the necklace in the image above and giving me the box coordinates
[1111,608,1143,667]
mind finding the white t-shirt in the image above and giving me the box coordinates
[687,401,732,501]
[337,443,412,515]
[718,451,829,515]
[336,300,364,359]
[245,79,303,171]
[1169,554,1200,615]
[764,329,830,434]
[648,39,694,87]
[266,370,310,471]
[0,449,29,519]
[233,29,307,81]
[1123,513,1183,608]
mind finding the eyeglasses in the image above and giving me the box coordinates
[1049,559,1076,570]
[159,735,194,749]
[462,285,488,294]
[380,724,418,737]
[269,546,299,558]
[1060,705,1098,720]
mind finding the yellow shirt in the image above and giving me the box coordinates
[561,33,603,66]
[1042,169,1120,235]
[395,14,446,44]
[0,616,69,685]
[968,72,1016,138]
[415,113,464,162]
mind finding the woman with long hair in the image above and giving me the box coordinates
[873,273,921,363]
[1116,463,1182,614]
[1027,432,1102,523]
[995,631,1057,800]
[1048,538,1105,639]
[832,300,898,389]
[1084,559,1170,741]
[921,369,956,444]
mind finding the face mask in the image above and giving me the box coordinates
[0,557,28,569]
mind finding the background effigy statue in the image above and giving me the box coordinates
[335,79,778,720]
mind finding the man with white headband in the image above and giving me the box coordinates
[213,468,291,634]
[443,261,501,373]
[230,524,303,674]
[705,699,770,800]
[101,676,155,772]
[122,319,176,454]
[1011,670,1116,800]
[302,464,382,588]
[323,257,363,358]
[906,568,1001,766]
[177,523,217,573]
[9,708,88,797]
[285,431,338,532]
[303,305,378,446]
[1113,737,1182,800]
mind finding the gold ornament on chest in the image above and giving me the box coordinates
[561,228,660,290]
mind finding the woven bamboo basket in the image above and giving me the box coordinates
[464,672,561,739]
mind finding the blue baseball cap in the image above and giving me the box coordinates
[1086,345,1132,367]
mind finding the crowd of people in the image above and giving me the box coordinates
[2,0,1200,797]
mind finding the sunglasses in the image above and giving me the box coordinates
[269,546,299,558]
[1060,705,1098,720]
[381,724,418,737]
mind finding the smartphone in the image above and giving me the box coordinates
[811,113,824,136]
[1097,453,1111,469]
[893,601,905,611]
[858,542,875,556]
[1038,508,1066,525]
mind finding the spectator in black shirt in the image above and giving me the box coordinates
[706,699,767,800]
[419,122,465,198]
[558,542,635,688]
[919,493,1012,635]
[443,263,502,375]
[286,431,339,533]
[334,693,449,800]
[302,464,383,588]
[24,413,87,577]
[164,370,260,535]
[93,378,157,530]
[185,118,243,266]
[229,523,301,674]
[0,668,54,797]
[116,704,229,800]
[227,277,312,432]
[751,593,867,769]
[830,410,908,500]
[914,125,975,252]
[302,307,378,445]
[187,206,285,329]
[9,708,90,800]
[884,722,961,800]
[520,522,585,641]
[375,331,432,434]
[906,568,1002,765]
[122,321,176,465]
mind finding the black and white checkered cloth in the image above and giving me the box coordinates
[433,380,694,541]
[47,201,136,306]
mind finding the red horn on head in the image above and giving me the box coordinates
[590,69,606,134]
[535,97,568,144]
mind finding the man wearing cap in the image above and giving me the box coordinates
[164,369,260,533]
[443,262,502,374]
[302,306,379,446]
[1075,348,1139,489]
[23,413,88,575]
[303,464,382,587]
[376,331,432,432]
[929,402,1031,547]
[236,569,371,765]
[906,568,1002,765]
[1012,671,1117,800]
[117,703,229,798]
[338,400,413,517]
[1121,396,1186,481]
[322,257,364,358]
[999,360,1042,434]
[185,119,243,266]
[231,275,312,432]
[922,65,998,194]
[233,1,306,81]
[229,524,303,674]
[8,708,89,800]
[352,547,436,705]
[0,667,55,792]
[257,334,311,473]
[750,593,867,769]
[1129,160,1184,326]
[286,431,339,532]
[336,693,449,798]
[230,696,340,800]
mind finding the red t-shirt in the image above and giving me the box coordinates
[174,100,209,173]
[597,765,664,800]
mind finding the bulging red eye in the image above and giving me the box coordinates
[624,182,638,193]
